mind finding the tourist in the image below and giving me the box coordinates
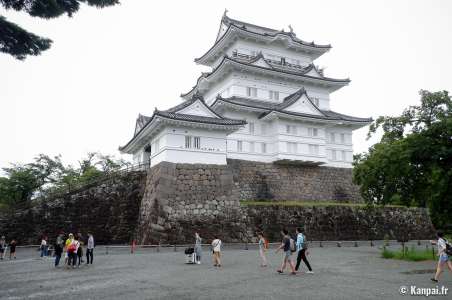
[257,232,268,267]
[54,232,64,267]
[65,233,75,267]
[194,232,202,264]
[86,232,94,265]
[9,239,17,260]
[75,235,83,267]
[211,235,222,267]
[431,231,452,282]
[295,227,314,274]
[275,229,296,275]
[78,231,84,263]
[0,236,6,260]
[40,236,48,257]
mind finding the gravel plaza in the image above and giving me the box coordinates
[1,243,450,300]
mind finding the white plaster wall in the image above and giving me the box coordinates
[221,72,331,109]
[148,126,228,166]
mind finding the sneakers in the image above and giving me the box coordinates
[277,270,283,274]
[431,278,438,283]
[306,271,314,274]
[196,261,201,265]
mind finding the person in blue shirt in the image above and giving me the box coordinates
[295,227,314,274]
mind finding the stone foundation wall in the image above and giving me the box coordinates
[135,160,435,244]
[0,160,436,245]
[228,159,362,202]
[137,162,248,244]
[0,171,146,244]
[245,205,435,242]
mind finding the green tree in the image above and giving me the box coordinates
[0,152,129,207]
[0,0,120,60]
[353,90,452,228]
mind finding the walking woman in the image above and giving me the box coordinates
[258,232,268,267]
[194,232,202,265]
[431,231,452,282]
[65,233,75,267]
[211,236,222,267]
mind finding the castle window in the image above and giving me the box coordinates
[249,141,255,153]
[261,143,267,153]
[286,125,297,134]
[246,87,257,97]
[332,149,337,160]
[309,144,319,155]
[249,122,255,134]
[330,132,336,143]
[185,136,192,148]
[269,90,279,100]
[341,150,346,161]
[194,137,201,149]
[287,142,297,154]
[237,141,243,152]
[308,128,318,137]
[340,133,345,144]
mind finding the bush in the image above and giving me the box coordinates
[381,246,436,261]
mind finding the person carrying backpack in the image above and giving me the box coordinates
[275,229,296,275]
[257,232,268,267]
[431,231,452,282]
[295,227,314,274]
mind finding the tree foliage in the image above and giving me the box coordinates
[0,152,129,207]
[353,90,452,228]
[0,0,120,60]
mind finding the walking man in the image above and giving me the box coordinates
[86,232,94,265]
[295,227,314,274]
[276,229,296,275]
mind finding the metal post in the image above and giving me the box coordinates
[106,246,108,255]
[245,242,248,250]
[319,241,323,248]
[337,242,341,247]
[157,243,160,253]
[370,240,374,247]
[174,244,177,252]
[354,241,358,247]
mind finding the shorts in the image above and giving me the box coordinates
[439,254,449,263]
[284,250,292,258]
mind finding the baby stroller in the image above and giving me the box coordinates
[184,247,196,264]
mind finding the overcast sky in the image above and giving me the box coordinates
[1,0,451,169]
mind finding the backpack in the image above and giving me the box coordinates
[289,238,296,252]
[445,240,452,256]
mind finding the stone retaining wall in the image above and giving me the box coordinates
[228,159,362,202]
[0,171,146,244]
[244,205,435,242]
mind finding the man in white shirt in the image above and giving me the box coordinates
[86,233,95,265]
[295,228,314,274]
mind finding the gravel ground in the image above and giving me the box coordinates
[0,245,450,299]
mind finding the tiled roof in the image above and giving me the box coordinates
[182,56,349,98]
[154,110,246,126]
[212,90,372,124]
[221,15,331,49]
